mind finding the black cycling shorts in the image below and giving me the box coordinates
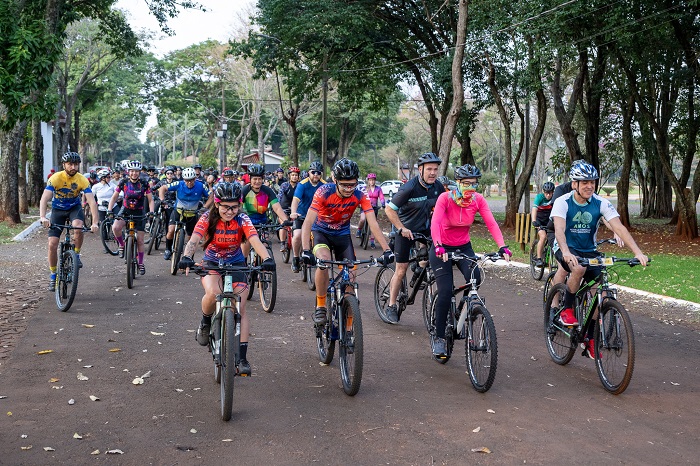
[118,207,147,232]
[393,229,430,263]
[554,249,602,282]
[202,260,247,283]
[312,230,355,262]
[293,216,305,231]
[169,208,198,236]
[49,204,84,238]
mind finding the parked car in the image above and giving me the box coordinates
[380,180,403,197]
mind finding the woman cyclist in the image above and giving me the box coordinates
[355,173,385,249]
[92,168,117,224]
[178,182,276,376]
[429,164,512,359]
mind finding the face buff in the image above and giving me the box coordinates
[451,182,478,206]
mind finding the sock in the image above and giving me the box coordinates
[116,236,125,247]
[74,247,80,254]
[239,342,248,360]
[138,252,144,264]
[201,313,212,326]
[49,266,57,273]
[166,238,173,251]
[564,290,575,309]
[316,294,326,308]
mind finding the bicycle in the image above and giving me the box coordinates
[543,254,649,394]
[187,261,261,421]
[301,229,316,291]
[356,206,380,250]
[147,201,169,255]
[530,225,557,280]
[116,214,148,289]
[170,208,196,276]
[100,202,120,256]
[280,224,293,263]
[51,223,90,312]
[246,223,281,312]
[425,251,500,393]
[315,256,376,396]
[374,232,435,327]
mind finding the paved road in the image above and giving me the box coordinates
[1,233,699,464]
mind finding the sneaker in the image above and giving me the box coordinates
[138,263,146,275]
[432,337,448,357]
[163,249,172,260]
[559,307,579,326]
[385,304,399,324]
[76,255,83,269]
[370,240,376,249]
[118,247,124,259]
[237,359,251,376]
[48,274,56,292]
[196,323,210,346]
[291,257,300,273]
[534,257,544,267]
[313,307,328,325]
[584,338,600,360]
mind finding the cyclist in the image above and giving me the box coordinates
[531,181,555,266]
[178,182,275,376]
[153,167,177,228]
[289,161,325,273]
[429,164,511,358]
[111,165,122,184]
[355,173,385,249]
[220,168,238,186]
[107,160,155,275]
[158,167,213,260]
[277,166,301,251]
[301,158,394,325]
[384,152,445,324]
[39,151,100,290]
[551,162,647,340]
[92,168,117,224]
[193,163,205,181]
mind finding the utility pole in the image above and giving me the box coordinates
[221,84,226,171]
[183,114,188,161]
[321,54,328,178]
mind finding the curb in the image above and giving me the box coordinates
[13,217,45,242]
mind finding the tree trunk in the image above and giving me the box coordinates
[0,119,28,223]
[616,95,635,228]
[550,52,585,161]
[19,136,29,214]
[28,119,45,206]
[581,46,608,170]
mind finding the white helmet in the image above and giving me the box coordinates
[97,168,110,179]
[125,160,142,171]
[182,167,196,180]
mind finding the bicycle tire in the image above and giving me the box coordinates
[147,217,160,255]
[360,222,370,250]
[126,236,135,289]
[55,248,79,312]
[259,247,277,312]
[282,239,291,263]
[339,295,363,396]
[421,277,436,332]
[246,250,257,301]
[316,299,336,364]
[543,270,556,310]
[301,262,308,282]
[83,207,92,229]
[465,304,498,393]
[373,264,395,323]
[170,228,184,276]
[530,239,545,280]
[595,300,635,394]
[100,220,119,256]
[306,264,316,291]
[220,307,238,421]
[543,283,576,365]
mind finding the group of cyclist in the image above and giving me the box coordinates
[40,148,648,374]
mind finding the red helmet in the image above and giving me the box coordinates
[288,166,301,174]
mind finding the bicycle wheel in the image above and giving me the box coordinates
[100,220,119,256]
[595,300,635,394]
[170,228,184,276]
[543,270,556,310]
[126,236,135,289]
[83,207,92,229]
[282,237,291,263]
[361,222,370,250]
[55,248,79,312]
[246,251,257,301]
[220,307,238,421]
[259,247,277,312]
[306,264,316,291]
[316,299,336,364]
[465,304,498,393]
[147,217,160,255]
[301,261,308,282]
[428,293,452,363]
[530,239,544,280]
[543,283,575,365]
[373,264,395,323]
[421,277,436,332]
[339,295,363,396]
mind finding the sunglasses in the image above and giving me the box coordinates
[459,181,479,189]
[218,203,239,213]
[310,170,322,175]
[338,182,358,190]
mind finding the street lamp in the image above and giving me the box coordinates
[217,123,227,172]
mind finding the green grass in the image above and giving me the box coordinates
[0,208,40,244]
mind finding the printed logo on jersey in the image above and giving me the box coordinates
[571,210,593,234]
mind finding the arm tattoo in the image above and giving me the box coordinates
[184,241,197,258]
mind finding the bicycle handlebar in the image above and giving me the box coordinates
[316,257,378,269]
[188,262,262,277]
[576,256,651,267]
[447,251,502,263]
[50,223,91,232]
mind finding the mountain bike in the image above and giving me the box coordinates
[315,256,377,396]
[246,223,282,312]
[147,201,169,255]
[280,224,293,263]
[52,223,90,312]
[356,216,370,249]
[82,202,93,229]
[530,226,557,280]
[170,208,196,276]
[117,213,148,289]
[425,252,500,393]
[100,202,120,256]
[544,254,649,394]
[187,262,261,421]
[374,232,435,326]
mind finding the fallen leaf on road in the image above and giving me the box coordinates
[37,350,53,355]
[150,331,165,336]
[73,433,82,440]
[487,409,495,414]
[471,447,491,454]
[531,356,537,361]
[91,450,100,455]
[176,389,183,392]
[21,434,27,438]
[132,377,144,385]
[82,324,95,328]
[76,373,89,381]
[190,429,197,433]
[21,445,32,450]
[51,386,63,390]
[49,378,59,383]
[68,399,75,405]
[83,365,92,368]
[109,348,121,352]
[472,426,481,433]
[89,395,99,401]
[106,449,124,454]
[141,371,151,378]
[44,447,55,451]
[176,301,183,304]
[0,396,6,399]
[6,412,12,416]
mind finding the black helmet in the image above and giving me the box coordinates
[61,151,81,164]
[542,181,555,192]
[215,182,242,202]
[332,158,360,180]
[416,152,441,167]
[193,163,203,170]
[437,175,449,185]
[147,165,156,171]
[248,164,265,177]
[222,168,234,177]
[309,161,323,173]
[454,164,482,180]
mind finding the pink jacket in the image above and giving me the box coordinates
[430,191,505,248]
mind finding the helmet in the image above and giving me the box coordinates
[542,181,555,192]
[61,152,81,164]
[437,175,449,185]
[416,152,442,167]
[569,161,599,181]
[454,164,482,180]
[125,160,142,171]
[248,164,265,177]
[215,182,242,203]
[89,171,97,180]
[288,166,300,174]
[309,161,323,173]
[97,169,110,179]
[332,158,360,181]
[181,167,196,180]
[193,163,202,170]
[165,165,175,174]
[222,168,235,177]
[114,163,122,171]
[232,170,239,176]
[276,167,284,173]
[146,165,156,171]
[366,173,377,179]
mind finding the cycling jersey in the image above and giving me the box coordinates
[193,211,258,263]
[164,179,210,211]
[241,184,279,225]
[388,176,444,233]
[277,181,298,211]
[92,181,117,211]
[154,179,177,202]
[309,183,372,236]
[116,178,151,211]
[533,192,554,224]
[45,171,92,210]
[366,185,385,208]
[550,191,619,253]
[293,178,325,216]
[430,191,505,247]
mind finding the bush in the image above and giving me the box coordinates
[602,186,616,196]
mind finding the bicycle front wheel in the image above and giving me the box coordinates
[220,307,238,421]
[306,264,316,291]
[373,264,394,323]
[259,247,277,312]
[55,248,79,312]
[543,270,556,310]
[360,222,370,250]
[246,251,257,301]
[465,304,498,393]
[543,283,575,365]
[126,236,135,289]
[100,220,119,256]
[170,228,184,276]
[421,277,436,332]
[147,217,160,255]
[339,295,363,396]
[595,300,635,394]
[530,239,544,280]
